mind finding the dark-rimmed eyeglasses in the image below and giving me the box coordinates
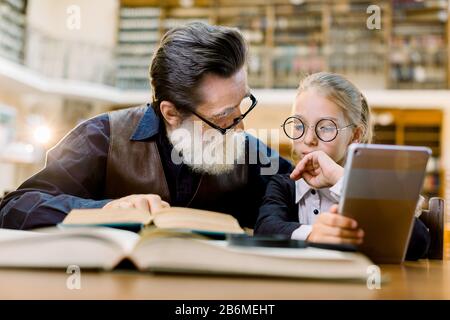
[281,116,355,142]
[188,94,258,135]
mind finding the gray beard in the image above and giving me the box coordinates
[167,120,246,175]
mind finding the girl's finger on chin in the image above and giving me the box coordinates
[291,161,307,179]
[302,172,315,184]
[304,161,315,171]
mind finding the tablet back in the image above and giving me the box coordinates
[339,144,431,264]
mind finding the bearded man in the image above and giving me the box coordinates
[0,22,292,230]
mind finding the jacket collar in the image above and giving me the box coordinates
[130,103,161,141]
[295,178,312,204]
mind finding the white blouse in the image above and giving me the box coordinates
[290,178,342,240]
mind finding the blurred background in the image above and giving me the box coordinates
[0,0,449,256]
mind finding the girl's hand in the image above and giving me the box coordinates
[307,205,364,245]
[290,150,344,188]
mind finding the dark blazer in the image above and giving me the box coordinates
[255,173,430,261]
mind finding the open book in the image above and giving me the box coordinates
[0,227,373,280]
[61,207,245,235]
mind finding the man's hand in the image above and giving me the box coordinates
[307,205,364,245]
[103,194,170,213]
[290,150,344,188]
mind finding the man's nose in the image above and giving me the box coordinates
[230,109,244,130]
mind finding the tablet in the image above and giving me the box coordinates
[339,144,431,263]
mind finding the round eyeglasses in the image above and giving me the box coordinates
[281,117,355,142]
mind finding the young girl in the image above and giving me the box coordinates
[255,72,430,260]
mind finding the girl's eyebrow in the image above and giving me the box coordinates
[320,116,339,121]
[294,115,339,122]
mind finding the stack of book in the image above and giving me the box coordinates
[0,207,373,280]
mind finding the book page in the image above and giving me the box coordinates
[131,238,372,280]
[0,227,141,270]
[0,229,44,242]
[52,227,141,254]
[152,207,244,234]
[62,208,153,226]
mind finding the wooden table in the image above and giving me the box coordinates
[0,260,448,299]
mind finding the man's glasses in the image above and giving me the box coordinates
[189,94,258,135]
[281,116,355,142]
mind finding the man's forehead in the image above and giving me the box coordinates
[197,69,248,107]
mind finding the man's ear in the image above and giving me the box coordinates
[160,101,182,128]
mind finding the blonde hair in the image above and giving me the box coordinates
[296,72,373,144]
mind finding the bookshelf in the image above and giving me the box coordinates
[326,1,389,89]
[390,0,448,89]
[116,5,162,90]
[272,2,324,88]
[117,0,450,90]
[0,0,27,64]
